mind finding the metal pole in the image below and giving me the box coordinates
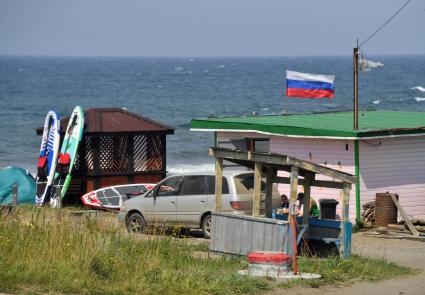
[353,47,359,130]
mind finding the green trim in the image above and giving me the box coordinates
[354,140,360,221]
[214,131,217,147]
[191,111,425,139]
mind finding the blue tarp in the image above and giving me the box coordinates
[0,167,36,205]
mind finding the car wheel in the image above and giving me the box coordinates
[126,212,146,234]
[201,214,212,239]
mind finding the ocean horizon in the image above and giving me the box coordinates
[1,55,424,175]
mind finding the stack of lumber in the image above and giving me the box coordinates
[409,219,425,234]
[361,201,375,227]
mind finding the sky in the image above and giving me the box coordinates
[0,0,424,57]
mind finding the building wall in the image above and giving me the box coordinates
[359,136,425,220]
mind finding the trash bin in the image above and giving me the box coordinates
[319,199,339,220]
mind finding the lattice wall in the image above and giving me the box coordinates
[73,133,165,176]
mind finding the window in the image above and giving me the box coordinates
[115,185,146,196]
[234,173,266,195]
[205,176,229,194]
[181,176,205,195]
[157,176,182,197]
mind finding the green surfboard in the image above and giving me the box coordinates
[50,106,84,207]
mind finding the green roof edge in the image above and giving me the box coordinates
[191,118,357,138]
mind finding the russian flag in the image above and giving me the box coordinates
[286,70,335,98]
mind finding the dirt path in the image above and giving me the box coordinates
[271,232,425,295]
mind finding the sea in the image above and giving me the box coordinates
[0,55,424,176]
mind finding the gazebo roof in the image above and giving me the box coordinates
[37,107,174,135]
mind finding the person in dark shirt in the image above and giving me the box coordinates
[278,194,289,214]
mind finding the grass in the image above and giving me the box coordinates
[0,207,417,294]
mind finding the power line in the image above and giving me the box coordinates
[359,0,412,47]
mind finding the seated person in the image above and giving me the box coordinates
[297,193,320,218]
[276,194,289,214]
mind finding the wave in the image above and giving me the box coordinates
[414,97,425,102]
[167,163,215,174]
[411,86,425,92]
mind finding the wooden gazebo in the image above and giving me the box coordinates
[37,108,174,203]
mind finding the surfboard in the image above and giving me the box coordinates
[48,106,84,207]
[35,111,60,206]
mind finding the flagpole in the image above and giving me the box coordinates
[353,45,359,130]
[285,95,288,114]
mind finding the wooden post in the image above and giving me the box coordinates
[340,182,352,258]
[253,162,262,217]
[55,186,62,209]
[303,172,314,228]
[289,165,299,212]
[390,194,420,237]
[11,184,18,206]
[289,165,299,274]
[215,158,223,211]
[265,167,275,218]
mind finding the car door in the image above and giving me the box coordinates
[148,176,182,225]
[175,175,208,226]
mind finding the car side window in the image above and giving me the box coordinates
[115,185,144,196]
[205,176,229,194]
[157,176,182,197]
[181,176,206,195]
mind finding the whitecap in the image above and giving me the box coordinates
[168,163,215,174]
[261,108,269,111]
[189,58,194,62]
[187,70,192,74]
[157,85,163,88]
[218,65,226,69]
[411,86,425,92]
[174,66,183,72]
[414,97,425,102]
[373,100,381,105]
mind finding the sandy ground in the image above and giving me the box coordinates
[270,232,425,295]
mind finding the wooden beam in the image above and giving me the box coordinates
[287,157,356,184]
[276,176,344,189]
[265,167,275,218]
[215,158,223,211]
[253,162,262,217]
[303,172,314,227]
[390,194,420,237]
[209,147,355,184]
[340,182,352,258]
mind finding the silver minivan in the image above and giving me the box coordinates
[118,171,280,238]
